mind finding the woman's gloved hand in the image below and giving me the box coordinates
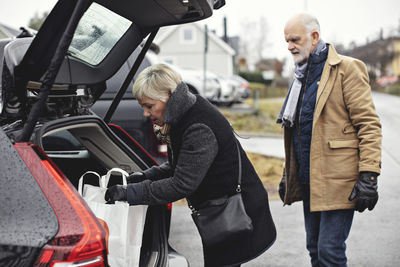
[105,185,127,204]
[348,171,379,212]
[127,172,146,183]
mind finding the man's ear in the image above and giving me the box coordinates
[311,31,320,46]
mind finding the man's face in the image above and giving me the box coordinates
[284,22,313,65]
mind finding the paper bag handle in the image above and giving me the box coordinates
[78,168,129,196]
[78,171,101,196]
[104,168,129,187]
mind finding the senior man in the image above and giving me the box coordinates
[277,12,382,267]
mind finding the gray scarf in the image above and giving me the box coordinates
[277,40,326,128]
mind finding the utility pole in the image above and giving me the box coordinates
[203,24,208,97]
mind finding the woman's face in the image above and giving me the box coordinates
[138,95,169,126]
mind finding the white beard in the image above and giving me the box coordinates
[292,37,312,64]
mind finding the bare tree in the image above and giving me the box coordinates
[28,11,49,30]
[239,16,270,69]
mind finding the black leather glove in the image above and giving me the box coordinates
[127,172,146,183]
[278,169,286,202]
[105,185,127,204]
[348,172,379,212]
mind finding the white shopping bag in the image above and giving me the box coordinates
[78,168,148,267]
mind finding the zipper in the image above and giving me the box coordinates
[296,59,312,170]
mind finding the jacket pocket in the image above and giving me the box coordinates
[328,139,359,149]
[323,139,359,179]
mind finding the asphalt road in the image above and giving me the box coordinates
[169,92,400,267]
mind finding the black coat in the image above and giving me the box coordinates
[137,83,276,266]
[202,143,277,266]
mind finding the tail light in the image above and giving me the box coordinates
[14,143,108,267]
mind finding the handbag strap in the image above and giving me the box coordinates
[235,138,242,192]
[188,137,243,210]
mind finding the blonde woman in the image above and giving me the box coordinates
[105,63,276,266]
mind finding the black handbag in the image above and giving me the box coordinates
[189,139,254,246]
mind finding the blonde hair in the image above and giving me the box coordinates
[133,63,182,102]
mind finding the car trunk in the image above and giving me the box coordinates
[33,114,170,266]
[0,0,225,265]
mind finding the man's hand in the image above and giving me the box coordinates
[349,172,379,212]
[105,185,127,204]
[278,169,286,202]
[127,172,146,183]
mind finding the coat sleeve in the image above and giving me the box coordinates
[141,161,173,181]
[126,123,218,205]
[341,58,382,174]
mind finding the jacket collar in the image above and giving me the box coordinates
[326,44,342,66]
[309,40,328,65]
[312,44,341,128]
[164,82,196,125]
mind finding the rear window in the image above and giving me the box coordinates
[68,3,131,65]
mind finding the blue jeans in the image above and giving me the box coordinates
[301,185,354,267]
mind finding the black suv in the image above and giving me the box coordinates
[0,0,224,266]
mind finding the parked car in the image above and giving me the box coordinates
[0,0,224,266]
[230,74,251,100]
[0,26,222,163]
[178,67,222,102]
[217,75,243,106]
[217,75,252,106]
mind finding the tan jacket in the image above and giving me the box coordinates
[283,45,382,212]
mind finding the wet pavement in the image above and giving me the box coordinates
[238,134,284,159]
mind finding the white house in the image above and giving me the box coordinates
[154,22,235,77]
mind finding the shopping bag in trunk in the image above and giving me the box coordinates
[78,168,148,267]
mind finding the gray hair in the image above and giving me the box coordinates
[132,63,182,102]
[300,13,320,35]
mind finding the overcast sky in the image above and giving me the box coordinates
[204,0,400,59]
[1,0,399,63]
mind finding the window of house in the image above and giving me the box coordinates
[180,26,196,44]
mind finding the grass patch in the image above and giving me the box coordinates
[246,152,284,200]
[221,98,284,135]
[248,82,288,98]
[387,84,400,96]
